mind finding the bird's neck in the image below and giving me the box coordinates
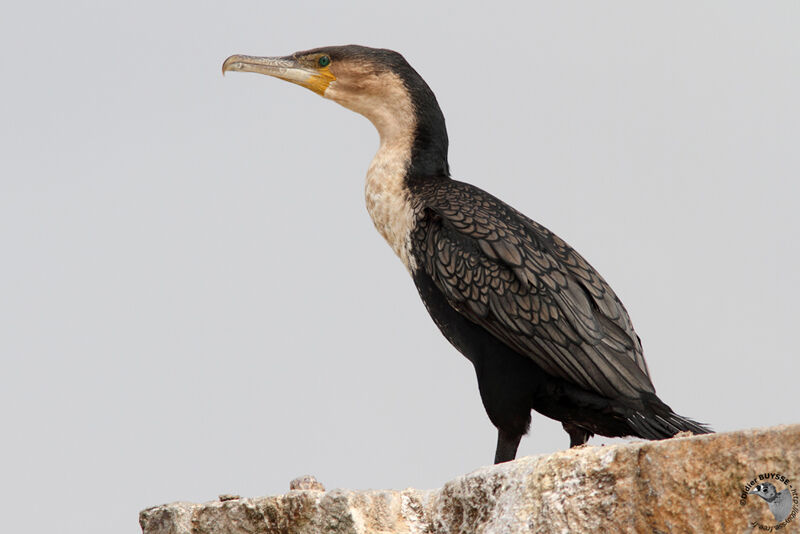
[405,92,450,181]
[362,73,449,272]
[365,129,418,272]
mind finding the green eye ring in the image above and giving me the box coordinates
[318,55,331,67]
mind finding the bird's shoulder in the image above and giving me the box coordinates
[409,177,653,398]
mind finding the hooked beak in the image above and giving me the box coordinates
[222,54,335,96]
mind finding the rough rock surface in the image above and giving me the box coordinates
[140,424,800,534]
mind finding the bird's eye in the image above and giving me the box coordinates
[318,55,331,67]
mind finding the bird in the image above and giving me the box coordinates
[749,483,793,523]
[222,45,711,464]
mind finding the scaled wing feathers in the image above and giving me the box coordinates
[411,179,654,399]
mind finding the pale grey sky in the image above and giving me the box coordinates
[1,2,798,533]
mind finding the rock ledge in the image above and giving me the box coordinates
[140,424,800,533]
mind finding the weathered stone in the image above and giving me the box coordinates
[289,475,326,492]
[140,424,800,534]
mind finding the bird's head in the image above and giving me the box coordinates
[749,483,778,501]
[222,45,428,142]
[223,44,448,171]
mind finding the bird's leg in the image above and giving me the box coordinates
[494,429,522,464]
[562,422,591,448]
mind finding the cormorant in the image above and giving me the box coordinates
[222,45,711,464]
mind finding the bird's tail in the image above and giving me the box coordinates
[626,394,712,440]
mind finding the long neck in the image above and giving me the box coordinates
[365,126,417,271]
[358,70,450,271]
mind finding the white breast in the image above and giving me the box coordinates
[322,68,420,272]
[365,138,418,271]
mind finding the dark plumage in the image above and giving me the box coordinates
[223,44,711,464]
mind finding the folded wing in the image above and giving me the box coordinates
[411,179,654,399]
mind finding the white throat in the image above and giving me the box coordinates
[324,70,420,272]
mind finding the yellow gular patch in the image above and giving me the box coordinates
[305,66,336,96]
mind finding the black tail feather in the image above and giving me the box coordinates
[626,395,712,440]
